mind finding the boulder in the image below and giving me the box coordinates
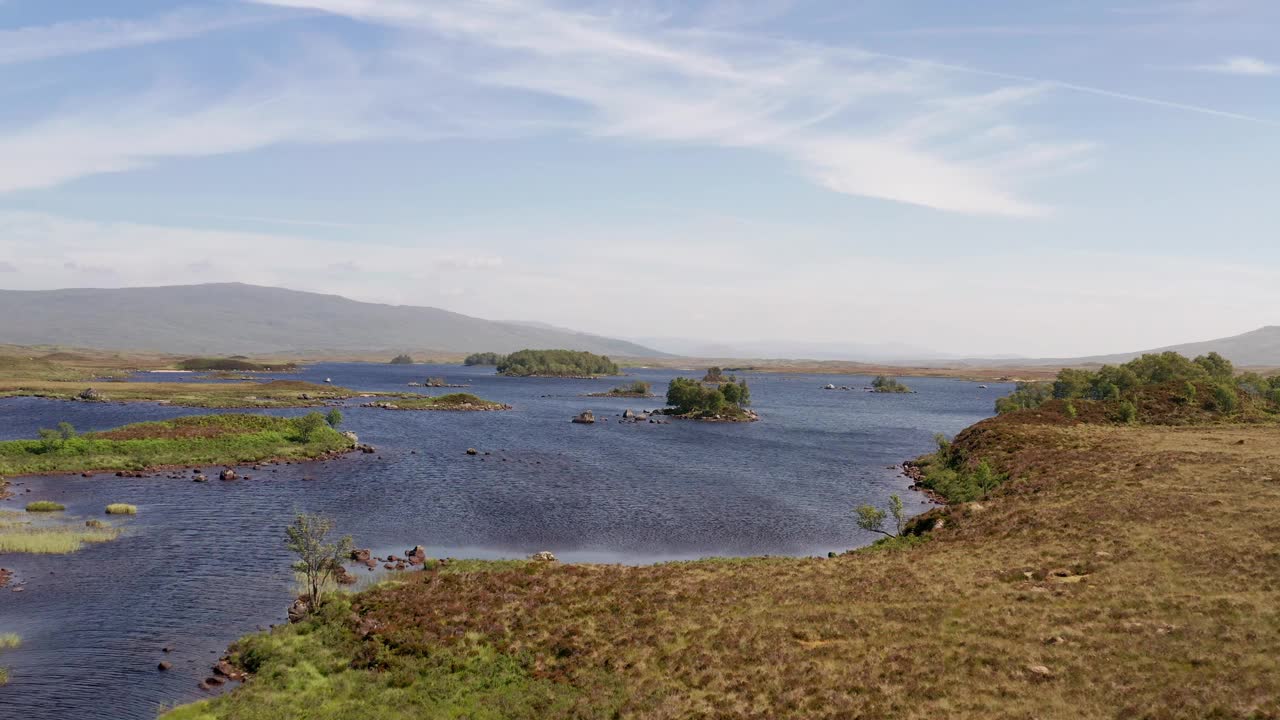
[351,548,371,562]
[219,469,237,481]
[287,597,310,623]
[466,448,478,455]
[193,474,208,483]
[158,661,172,671]
[622,409,635,420]
[1026,664,1053,679]
[571,411,595,424]
[342,431,359,446]
[529,551,558,562]
[78,387,101,400]
[406,545,427,563]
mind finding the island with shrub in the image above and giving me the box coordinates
[496,349,621,378]
[587,380,655,398]
[662,373,757,421]
[870,375,913,393]
[463,352,506,366]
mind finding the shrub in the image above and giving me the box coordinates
[1212,383,1239,413]
[0,634,20,649]
[26,501,65,512]
[295,412,328,442]
[1111,400,1138,424]
[105,503,137,515]
[855,495,905,538]
[871,376,911,393]
[1063,400,1077,419]
[285,513,353,610]
[324,409,343,429]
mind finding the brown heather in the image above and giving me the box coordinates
[177,413,1280,719]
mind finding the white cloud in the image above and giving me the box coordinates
[0,7,268,65]
[1194,55,1278,76]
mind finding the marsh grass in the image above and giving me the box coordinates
[105,503,137,515]
[0,523,119,553]
[24,501,65,512]
[0,634,20,649]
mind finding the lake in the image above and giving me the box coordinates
[0,363,1006,719]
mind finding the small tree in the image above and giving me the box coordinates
[295,412,327,442]
[855,494,906,538]
[285,513,353,610]
[324,408,343,429]
[703,367,724,382]
[56,422,77,440]
[37,428,62,454]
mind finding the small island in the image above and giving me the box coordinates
[662,375,757,421]
[389,354,415,365]
[176,357,297,372]
[496,349,621,378]
[361,393,510,411]
[463,352,506,366]
[871,375,912,393]
[587,380,655,398]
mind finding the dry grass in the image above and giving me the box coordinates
[105,503,137,515]
[172,416,1280,719]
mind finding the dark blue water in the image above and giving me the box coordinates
[0,363,1005,719]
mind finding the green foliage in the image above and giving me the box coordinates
[294,412,328,442]
[871,376,911,393]
[497,349,620,377]
[855,495,906,537]
[0,634,19,649]
[604,380,652,395]
[1111,401,1138,424]
[703,367,724,382]
[1064,400,1077,419]
[25,501,65,512]
[665,377,752,417]
[105,503,137,515]
[324,408,343,429]
[463,352,506,366]
[389,354,414,364]
[1211,383,1239,413]
[284,513,353,611]
[915,444,1009,504]
[995,382,1053,414]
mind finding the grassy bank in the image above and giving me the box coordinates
[0,378,367,408]
[0,414,353,477]
[368,393,511,411]
[163,404,1280,718]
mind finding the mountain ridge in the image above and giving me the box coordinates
[0,283,664,357]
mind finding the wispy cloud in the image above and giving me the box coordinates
[1193,55,1278,76]
[0,7,270,66]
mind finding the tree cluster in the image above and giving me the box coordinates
[496,349,620,377]
[666,376,752,416]
[463,352,506,366]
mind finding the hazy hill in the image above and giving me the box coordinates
[0,283,663,357]
[963,326,1280,368]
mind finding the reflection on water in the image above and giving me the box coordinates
[0,363,1005,719]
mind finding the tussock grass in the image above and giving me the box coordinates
[166,416,1280,719]
[105,503,137,515]
[389,393,509,411]
[0,414,351,476]
[0,667,8,686]
[0,634,20,649]
[24,501,64,512]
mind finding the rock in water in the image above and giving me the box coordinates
[158,661,172,671]
[193,474,208,483]
[622,408,635,420]
[571,411,596,424]
[219,469,237,481]
[466,448,478,455]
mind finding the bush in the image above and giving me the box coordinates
[324,409,343,429]
[1212,383,1239,413]
[1111,401,1138,424]
[871,376,911,393]
[105,503,137,515]
[294,412,328,442]
[389,355,414,365]
[497,349,620,377]
[26,501,65,512]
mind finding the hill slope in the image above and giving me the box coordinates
[0,284,663,356]
[961,326,1280,368]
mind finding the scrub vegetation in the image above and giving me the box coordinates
[497,349,620,377]
[0,414,353,477]
[381,393,511,411]
[589,380,654,397]
[871,375,912,393]
[665,376,754,420]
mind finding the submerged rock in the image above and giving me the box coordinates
[571,410,595,424]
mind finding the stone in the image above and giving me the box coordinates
[571,410,596,424]
[78,387,101,400]
[158,661,172,671]
[1026,664,1053,679]
[622,408,635,419]
[342,431,359,446]
[287,598,310,623]
[219,469,237,481]
[529,551,558,562]
[193,474,208,483]
[466,448,478,455]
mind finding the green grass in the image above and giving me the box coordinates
[105,503,137,515]
[0,524,119,553]
[0,634,20,649]
[0,667,7,686]
[0,414,352,476]
[385,393,510,411]
[24,501,65,512]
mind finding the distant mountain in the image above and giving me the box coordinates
[963,326,1280,368]
[0,283,664,357]
[627,337,948,363]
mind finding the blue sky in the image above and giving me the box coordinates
[0,0,1277,357]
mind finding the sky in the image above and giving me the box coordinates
[0,0,1277,358]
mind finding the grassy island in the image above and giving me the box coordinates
[365,393,510,411]
[0,413,353,478]
[163,351,1280,719]
[588,380,654,398]
[176,357,297,372]
[496,349,620,377]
